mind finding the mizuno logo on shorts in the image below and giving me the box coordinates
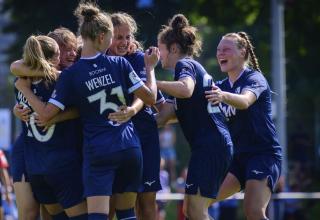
[252,170,264,175]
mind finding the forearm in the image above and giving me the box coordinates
[157,80,191,98]
[51,107,80,124]
[144,68,157,102]
[19,87,58,121]
[222,92,252,109]
[131,97,144,113]
[10,60,45,77]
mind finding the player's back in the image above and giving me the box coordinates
[51,54,142,156]
[173,58,232,151]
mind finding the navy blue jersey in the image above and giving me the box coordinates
[216,68,281,155]
[124,51,165,131]
[14,79,36,137]
[19,80,82,175]
[49,54,143,156]
[168,58,232,151]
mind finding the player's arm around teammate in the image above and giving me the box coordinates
[155,14,233,220]
[205,32,282,220]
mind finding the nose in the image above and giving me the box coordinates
[67,49,77,57]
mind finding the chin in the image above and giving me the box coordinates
[220,66,229,73]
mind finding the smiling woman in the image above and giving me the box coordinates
[205,32,282,220]
[106,12,165,220]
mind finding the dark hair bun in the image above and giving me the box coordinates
[170,14,189,30]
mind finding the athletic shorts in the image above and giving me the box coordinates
[229,151,282,192]
[185,145,233,199]
[83,147,142,197]
[138,132,161,193]
[11,135,29,182]
[29,165,84,208]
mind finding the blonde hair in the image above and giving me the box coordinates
[23,35,58,82]
[111,12,143,50]
[223,32,261,72]
[74,2,113,41]
[158,14,202,57]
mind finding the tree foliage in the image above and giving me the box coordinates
[2,0,320,169]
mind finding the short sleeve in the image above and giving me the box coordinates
[175,60,196,82]
[48,69,74,110]
[242,72,268,99]
[120,57,144,94]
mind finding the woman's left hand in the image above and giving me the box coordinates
[205,85,224,105]
[108,105,136,124]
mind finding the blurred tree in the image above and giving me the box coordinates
[2,0,320,173]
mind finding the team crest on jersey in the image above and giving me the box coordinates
[181,67,190,75]
[235,87,241,94]
[129,71,140,84]
[51,89,57,99]
[93,64,98,68]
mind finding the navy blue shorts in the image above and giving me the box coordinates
[185,145,233,199]
[29,166,84,208]
[83,147,142,197]
[229,152,282,192]
[11,135,29,182]
[138,131,161,193]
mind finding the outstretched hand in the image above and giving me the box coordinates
[205,85,224,105]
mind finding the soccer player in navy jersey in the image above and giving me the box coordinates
[11,28,84,220]
[155,14,233,220]
[106,12,164,220]
[205,32,282,220]
[13,35,87,220]
[15,2,159,220]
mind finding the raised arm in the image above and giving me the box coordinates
[133,47,159,105]
[10,60,46,77]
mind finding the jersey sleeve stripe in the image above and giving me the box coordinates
[128,81,144,94]
[48,98,66,110]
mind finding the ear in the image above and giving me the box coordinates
[170,43,179,54]
[98,32,105,43]
[240,48,246,58]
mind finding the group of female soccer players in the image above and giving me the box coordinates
[11,1,282,220]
